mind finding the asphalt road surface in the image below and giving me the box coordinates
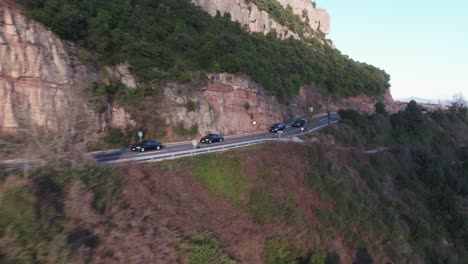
[0,114,339,171]
[92,113,340,165]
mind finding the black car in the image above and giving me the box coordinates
[131,140,164,152]
[269,122,286,133]
[291,118,306,127]
[200,134,224,144]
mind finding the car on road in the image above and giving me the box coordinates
[131,140,164,152]
[291,118,306,127]
[200,134,224,144]
[269,122,286,133]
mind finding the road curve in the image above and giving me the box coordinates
[93,114,340,165]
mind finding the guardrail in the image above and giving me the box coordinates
[101,120,338,165]
[91,112,338,155]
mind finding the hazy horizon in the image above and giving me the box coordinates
[319,0,468,101]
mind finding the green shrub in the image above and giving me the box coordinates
[188,233,236,264]
[338,109,368,129]
[190,124,199,135]
[265,238,302,264]
[309,251,327,264]
[174,122,199,137]
[102,127,127,146]
[187,100,197,112]
[375,102,387,114]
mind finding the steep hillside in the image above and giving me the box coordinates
[1,103,467,263]
[1,0,393,151]
[15,0,389,99]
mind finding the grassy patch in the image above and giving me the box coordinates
[187,153,249,206]
[265,237,302,264]
[0,177,73,263]
[0,185,40,245]
[160,160,176,171]
[247,189,299,224]
[248,189,281,222]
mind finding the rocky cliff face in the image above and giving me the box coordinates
[296,86,399,114]
[162,73,287,137]
[191,0,330,40]
[276,0,330,34]
[0,1,395,143]
[162,73,397,139]
[0,2,91,132]
[0,2,133,134]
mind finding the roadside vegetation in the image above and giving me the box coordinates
[18,0,389,100]
[1,100,467,263]
[325,100,468,262]
[174,100,468,262]
[0,166,124,263]
[186,232,236,264]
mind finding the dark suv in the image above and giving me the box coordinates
[200,134,224,144]
[269,123,286,133]
[291,118,306,127]
[131,140,164,152]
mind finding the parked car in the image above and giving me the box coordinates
[269,122,286,133]
[131,140,164,152]
[291,118,306,127]
[200,134,224,144]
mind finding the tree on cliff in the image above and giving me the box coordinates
[374,102,387,115]
[449,92,467,119]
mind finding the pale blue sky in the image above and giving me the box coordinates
[318,0,468,101]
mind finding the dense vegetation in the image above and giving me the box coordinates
[0,167,124,263]
[1,102,467,263]
[328,101,468,262]
[17,0,390,99]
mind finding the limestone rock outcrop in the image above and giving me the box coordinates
[276,0,330,34]
[296,86,399,113]
[0,2,92,132]
[191,0,330,40]
[0,2,133,133]
[106,61,137,89]
[162,73,287,137]
[162,72,397,139]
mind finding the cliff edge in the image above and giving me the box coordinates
[192,0,330,40]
